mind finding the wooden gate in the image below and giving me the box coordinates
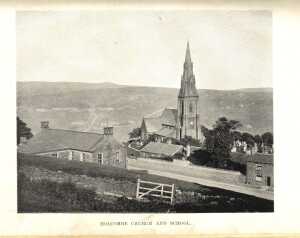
[136,178,175,204]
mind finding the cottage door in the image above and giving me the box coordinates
[267,177,271,186]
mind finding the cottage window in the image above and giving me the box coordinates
[189,119,194,129]
[51,152,58,158]
[256,175,263,182]
[97,153,103,165]
[256,164,262,171]
[82,153,87,162]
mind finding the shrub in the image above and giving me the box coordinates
[188,150,246,174]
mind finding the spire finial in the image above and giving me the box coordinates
[185,41,191,63]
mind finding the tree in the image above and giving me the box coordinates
[254,134,263,145]
[254,134,263,152]
[17,117,33,145]
[231,131,242,142]
[262,132,273,146]
[128,127,141,139]
[201,126,215,153]
[242,132,255,147]
[201,117,242,159]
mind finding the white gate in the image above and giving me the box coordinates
[136,178,175,204]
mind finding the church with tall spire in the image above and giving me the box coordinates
[176,42,200,140]
[140,42,200,143]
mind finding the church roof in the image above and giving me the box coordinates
[154,127,176,138]
[161,108,177,126]
[143,117,162,133]
[143,108,177,134]
[18,128,119,154]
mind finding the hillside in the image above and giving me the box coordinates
[17,82,273,142]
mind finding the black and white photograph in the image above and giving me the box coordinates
[16,10,274,213]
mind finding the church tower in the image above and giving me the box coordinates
[176,42,200,140]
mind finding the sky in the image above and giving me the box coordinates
[16,10,272,90]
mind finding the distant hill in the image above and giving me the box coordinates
[235,87,273,93]
[17,81,124,98]
[17,82,273,142]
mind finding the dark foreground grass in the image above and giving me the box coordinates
[18,172,273,213]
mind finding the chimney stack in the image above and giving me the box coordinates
[41,121,49,129]
[104,126,113,136]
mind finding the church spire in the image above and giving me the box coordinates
[176,41,200,141]
[185,41,192,63]
[178,41,198,98]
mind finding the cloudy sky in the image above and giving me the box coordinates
[17,11,272,90]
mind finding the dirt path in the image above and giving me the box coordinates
[128,160,274,201]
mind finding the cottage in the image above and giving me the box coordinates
[18,121,127,168]
[246,154,273,188]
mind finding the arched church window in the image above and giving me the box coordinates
[189,119,194,129]
[189,103,193,113]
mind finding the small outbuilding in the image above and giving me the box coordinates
[139,142,184,160]
[246,154,273,188]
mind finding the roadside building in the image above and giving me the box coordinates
[139,142,184,160]
[18,121,127,168]
[246,154,273,188]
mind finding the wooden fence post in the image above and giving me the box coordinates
[136,178,140,200]
[170,184,175,205]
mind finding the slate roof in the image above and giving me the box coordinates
[18,128,108,154]
[154,127,176,138]
[161,108,177,126]
[247,153,273,164]
[143,117,163,133]
[140,142,183,156]
[143,107,177,136]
